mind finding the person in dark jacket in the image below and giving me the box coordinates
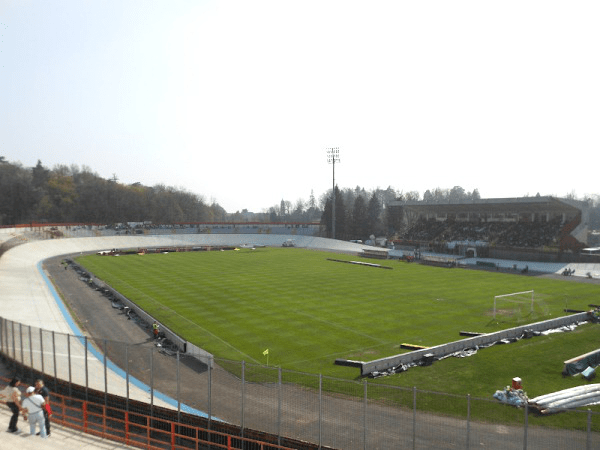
[35,379,51,436]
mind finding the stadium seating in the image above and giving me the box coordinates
[399,217,564,249]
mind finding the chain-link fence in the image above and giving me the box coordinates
[1,316,599,450]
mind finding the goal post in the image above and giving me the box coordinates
[493,290,534,319]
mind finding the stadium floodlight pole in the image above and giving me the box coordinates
[326,147,340,239]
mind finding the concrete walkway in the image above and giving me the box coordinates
[0,404,136,449]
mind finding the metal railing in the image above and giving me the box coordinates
[0,376,298,450]
[1,316,599,450]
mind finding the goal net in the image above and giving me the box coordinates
[493,290,534,319]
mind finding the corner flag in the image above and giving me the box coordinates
[263,349,269,356]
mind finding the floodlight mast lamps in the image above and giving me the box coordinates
[326,147,340,239]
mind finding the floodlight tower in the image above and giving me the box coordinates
[326,147,340,239]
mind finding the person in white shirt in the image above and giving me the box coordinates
[21,386,47,438]
[3,377,22,433]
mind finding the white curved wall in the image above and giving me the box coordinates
[0,234,368,332]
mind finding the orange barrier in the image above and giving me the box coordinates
[2,388,295,450]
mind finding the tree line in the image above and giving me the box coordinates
[0,158,227,225]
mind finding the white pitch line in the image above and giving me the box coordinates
[93,276,260,364]
[294,309,389,345]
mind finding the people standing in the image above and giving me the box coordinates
[35,379,51,436]
[152,321,160,339]
[21,386,47,438]
[5,377,22,433]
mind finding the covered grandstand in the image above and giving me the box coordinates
[388,196,591,261]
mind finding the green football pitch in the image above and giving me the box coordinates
[76,247,600,399]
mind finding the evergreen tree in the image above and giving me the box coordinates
[351,195,368,240]
[367,192,382,236]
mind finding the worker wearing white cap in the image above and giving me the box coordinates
[21,386,47,438]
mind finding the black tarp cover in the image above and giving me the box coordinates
[564,349,600,376]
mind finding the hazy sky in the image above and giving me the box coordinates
[1,1,599,212]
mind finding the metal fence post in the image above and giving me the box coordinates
[176,351,181,418]
[11,320,16,361]
[4,319,9,357]
[363,380,368,450]
[39,328,44,375]
[28,325,33,378]
[150,347,154,415]
[587,409,592,450]
[19,323,23,365]
[319,374,323,449]
[278,367,282,447]
[3,318,7,356]
[103,338,108,406]
[413,386,417,450]
[1,318,5,355]
[84,336,89,401]
[67,334,72,397]
[208,355,212,429]
[466,394,471,450]
[523,402,528,450]
[52,331,57,391]
[241,360,245,438]
[125,344,130,411]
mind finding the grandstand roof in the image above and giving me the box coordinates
[389,196,585,216]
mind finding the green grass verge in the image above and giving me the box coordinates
[76,248,600,426]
